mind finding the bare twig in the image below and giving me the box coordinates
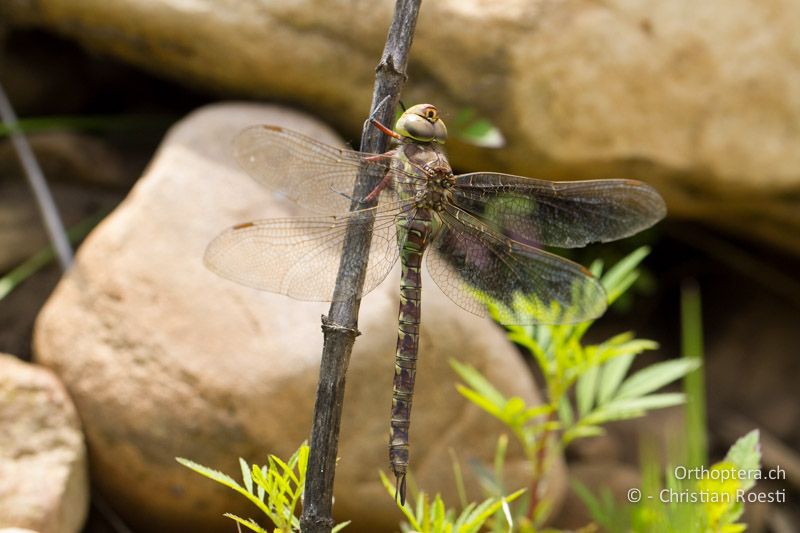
[299,1,421,531]
[0,81,73,270]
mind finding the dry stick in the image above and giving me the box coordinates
[299,1,421,532]
[0,81,74,270]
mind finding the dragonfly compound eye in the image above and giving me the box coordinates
[396,104,448,144]
[397,113,436,142]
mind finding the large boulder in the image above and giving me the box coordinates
[3,0,799,253]
[33,103,565,532]
[0,354,88,533]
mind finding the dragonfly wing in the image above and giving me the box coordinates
[452,173,666,248]
[233,125,399,213]
[426,205,607,325]
[205,206,401,301]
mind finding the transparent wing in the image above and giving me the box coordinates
[452,173,666,248]
[204,204,403,301]
[426,205,607,325]
[233,125,408,213]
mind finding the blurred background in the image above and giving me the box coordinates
[1,1,798,532]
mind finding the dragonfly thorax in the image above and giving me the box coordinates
[423,173,455,212]
[394,140,455,211]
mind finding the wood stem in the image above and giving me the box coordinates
[299,2,421,531]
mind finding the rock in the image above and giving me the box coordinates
[0,354,88,533]
[2,1,800,253]
[0,29,94,116]
[0,132,131,188]
[33,103,566,532]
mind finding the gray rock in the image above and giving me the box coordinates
[0,354,88,533]
[2,0,799,253]
[33,103,565,532]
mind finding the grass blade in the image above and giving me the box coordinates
[681,280,708,466]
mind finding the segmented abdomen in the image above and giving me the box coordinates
[389,211,433,503]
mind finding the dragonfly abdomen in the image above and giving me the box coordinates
[389,214,433,504]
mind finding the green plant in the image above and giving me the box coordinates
[575,282,762,533]
[452,247,701,529]
[576,430,761,533]
[449,108,505,148]
[681,281,708,468]
[177,443,349,533]
[180,442,521,533]
[379,471,525,533]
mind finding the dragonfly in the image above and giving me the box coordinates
[204,103,666,503]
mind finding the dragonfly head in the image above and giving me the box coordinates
[395,104,448,144]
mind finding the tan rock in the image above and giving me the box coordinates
[0,354,88,533]
[0,132,129,188]
[33,103,565,532]
[2,0,799,252]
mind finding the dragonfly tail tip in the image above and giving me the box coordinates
[395,473,407,506]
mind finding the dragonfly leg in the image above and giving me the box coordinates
[364,164,395,202]
[364,94,401,140]
[363,151,396,164]
[371,118,403,140]
[328,187,355,202]
[329,153,393,203]
[362,94,392,132]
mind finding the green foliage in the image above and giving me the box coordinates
[379,471,524,533]
[574,284,762,532]
[681,281,708,467]
[576,430,762,533]
[451,247,701,528]
[450,108,506,148]
[696,431,761,532]
[177,443,349,533]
